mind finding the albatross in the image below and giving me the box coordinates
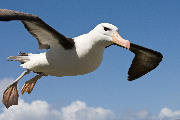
[0,9,163,108]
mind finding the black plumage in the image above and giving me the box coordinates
[128,43,163,81]
[0,9,75,50]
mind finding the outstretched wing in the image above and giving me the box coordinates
[128,43,163,81]
[0,9,74,49]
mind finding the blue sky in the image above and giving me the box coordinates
[0,0,180,119]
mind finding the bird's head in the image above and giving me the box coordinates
[90,23,130,49]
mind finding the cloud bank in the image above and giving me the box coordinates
[0,99,180,120]
[159,107,180,120]
[0,78,180,120]
[0,99,114,120]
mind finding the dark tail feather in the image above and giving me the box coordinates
[7,53,30,64]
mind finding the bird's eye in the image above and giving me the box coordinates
[104,27,111,31]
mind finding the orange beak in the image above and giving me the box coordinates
[112,31,130,49]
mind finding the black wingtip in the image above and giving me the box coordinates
[127,43,163,81]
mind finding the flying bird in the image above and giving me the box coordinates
[0,9,163,108]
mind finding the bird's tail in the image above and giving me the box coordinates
[7,52,30,64]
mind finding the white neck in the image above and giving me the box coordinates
[74,32,107,58]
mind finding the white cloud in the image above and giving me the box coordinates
[61,101,114,120]
[0,99,61,120]
[0,78,14,100]
[158,107,180,120]
[0,99,115,120]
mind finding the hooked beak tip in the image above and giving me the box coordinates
[112,31,130,49]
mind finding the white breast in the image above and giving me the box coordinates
[24,33,106,77]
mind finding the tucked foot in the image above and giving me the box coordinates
[2,82,19,109]
[21,73,44,94]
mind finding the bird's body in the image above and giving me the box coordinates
[0,9,163,109]
[22,33,105,76]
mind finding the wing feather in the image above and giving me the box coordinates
[0,9,74,49]
[128,43,163,81]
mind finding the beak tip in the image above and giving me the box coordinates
[127,40,130,49]
[112,31,130,49]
